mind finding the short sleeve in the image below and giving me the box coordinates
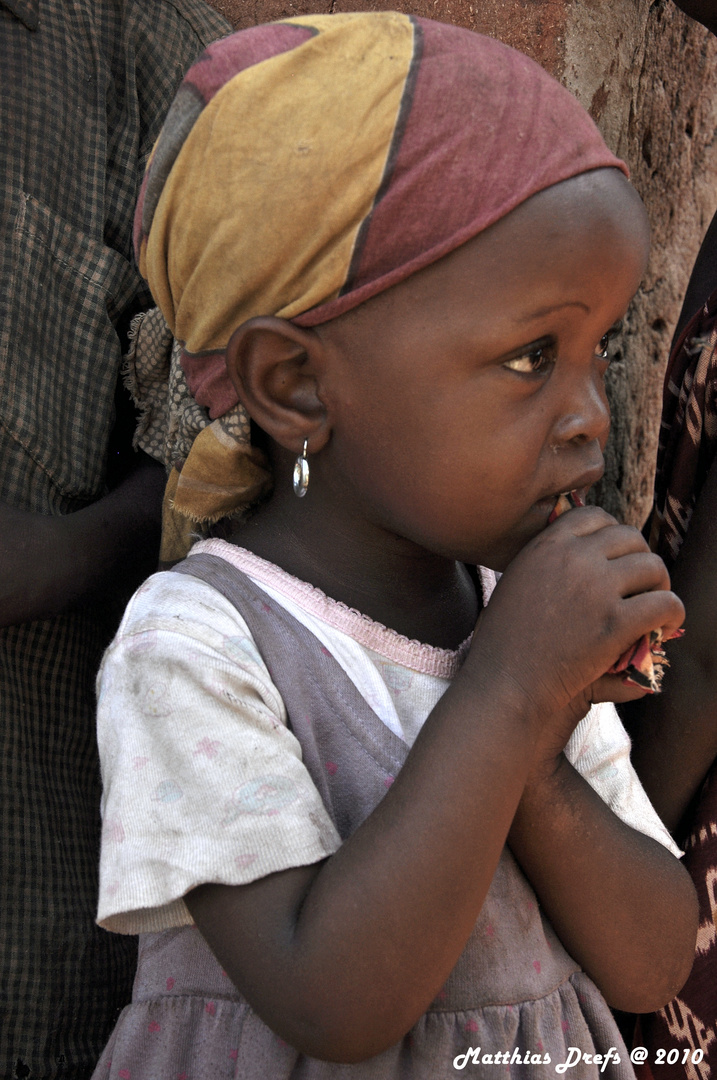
[96,571,341,935]
[565,702,682,858]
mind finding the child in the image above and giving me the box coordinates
[93,14,698,1078]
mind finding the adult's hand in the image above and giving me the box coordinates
[0,453,165,628]
[672,0,717,33]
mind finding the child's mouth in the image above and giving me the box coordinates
[547,489,585,523]
[536,464,604,520]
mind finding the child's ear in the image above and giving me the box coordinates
[225,316,330,455]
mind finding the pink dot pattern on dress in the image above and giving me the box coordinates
[235,853,258,869]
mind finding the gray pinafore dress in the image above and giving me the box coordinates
[92,553,634,1080]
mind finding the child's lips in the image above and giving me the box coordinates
[534,486,588,518]
[547,489,586,523]
[534,464,603,519]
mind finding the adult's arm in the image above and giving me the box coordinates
[671,0,717,34]
[623,0,717,829]
[624,459,717,835]
[0,452,164,628]
[672,208,717,348]
[668,0,717,345]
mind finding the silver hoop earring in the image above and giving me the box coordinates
[292,439,309,497]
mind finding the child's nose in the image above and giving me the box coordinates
[551,368,611,447]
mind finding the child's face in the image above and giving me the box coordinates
[314,169,650,572]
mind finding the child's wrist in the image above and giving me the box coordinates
[455,646,554,751]
[461,639,573,737]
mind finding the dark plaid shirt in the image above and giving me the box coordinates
[0,1,228,1076]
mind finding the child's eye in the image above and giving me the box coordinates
[595,333,611,359]
[595,321,623,361]
[503,344,555,375]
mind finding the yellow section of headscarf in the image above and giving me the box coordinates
[159,430,270,565]
[143,11,416,355]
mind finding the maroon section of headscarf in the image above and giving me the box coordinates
[182,350,239,418]
[294,18,626,328]
[186,23,316,106]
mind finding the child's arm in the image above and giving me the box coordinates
[508,751,696,1010]
[186,508,695,1063]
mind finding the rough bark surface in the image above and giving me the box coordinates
[206,0,717,525]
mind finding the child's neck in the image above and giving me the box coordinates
[226,494,480,651]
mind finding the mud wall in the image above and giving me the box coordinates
[206,0,717,525]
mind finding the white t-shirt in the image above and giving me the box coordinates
[96,539,680,935]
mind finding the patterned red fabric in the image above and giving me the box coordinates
[638,291,717,1080]
[651,288,717,570]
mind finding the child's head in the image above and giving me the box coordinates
[134,12,648,566]
[226,169,648,571]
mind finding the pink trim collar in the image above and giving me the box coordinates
[191,539,471,678]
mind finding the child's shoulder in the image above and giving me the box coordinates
[102,558,277,706]
[115,562,245,643]
[97,558,288,732]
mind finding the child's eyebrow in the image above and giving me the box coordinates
[516,300,591,323]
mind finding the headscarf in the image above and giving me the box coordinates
[128,11,627,561]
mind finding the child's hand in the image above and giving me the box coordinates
[467,506,684,748]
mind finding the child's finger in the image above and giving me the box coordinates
[621,588,686,639]
[588,673,651,705]
[609,551,672,597]
[546,504,616,537]
[551,512,650,557]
